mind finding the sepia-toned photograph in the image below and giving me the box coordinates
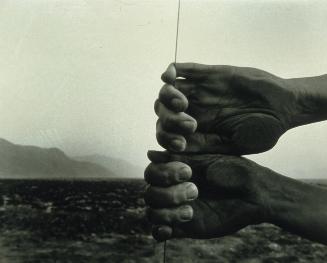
[0,0,326,262]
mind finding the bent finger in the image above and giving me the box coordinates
[159,84,188,112]
[161,62,211,84]
[156,121,187,152]
[144,182,198,208]
[148,205,193,225]
[161,63,176,84]
[175,62,214,79]
[144,162,192,186]
[155,101,197,134]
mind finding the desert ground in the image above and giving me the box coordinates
[0,179,326,263]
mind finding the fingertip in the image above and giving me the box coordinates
[152,225,172,242]
[185,182,199,201]
[178,165,192,182]
[182,119,197,134]
[170,138,186,152]
[161,63,176,84]
[156,124,187,153]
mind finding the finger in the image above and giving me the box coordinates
[144,162,192,186]
[147,150,224,171]
[156,121,187,152]
[185,132,236,154]
[152,225,186,241]
[147,150,195,165]
[159,84,188,112]
[175,63,233,80]
[147,150,196,165]
[175,62,214,79]
[161,62,213,84]
[155,100,197,134]
[147,150,172,163]
[144,182,198,207]
[148,205,193,225]
[161,63,176,85]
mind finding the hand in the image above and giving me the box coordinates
[156,63,299,154]
[144,150,277,241]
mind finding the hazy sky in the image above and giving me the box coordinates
[0,0,327,178]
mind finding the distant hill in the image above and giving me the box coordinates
[301,178,327,188]
[74,154,144,178]
[0,138,116,178]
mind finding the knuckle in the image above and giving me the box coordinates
[159,84,172,99]
[158,85,167,99]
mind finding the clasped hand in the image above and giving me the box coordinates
[145,63,327,243]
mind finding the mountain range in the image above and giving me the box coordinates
[73,154,144,178]
[0,138,142,179]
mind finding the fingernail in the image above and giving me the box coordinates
[171,139,186,152]
[178,166,191,181]
[182,120,196,132]
[179,206,193,221]
[186,183,198,200]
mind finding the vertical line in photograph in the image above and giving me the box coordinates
[164,0,181,262]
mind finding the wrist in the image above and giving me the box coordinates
[265,174,327,242]
[284,77,327,128]
[265,175,311,225]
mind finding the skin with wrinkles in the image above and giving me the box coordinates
[145,151,327,244]
[147,64,327,244]
[145,151,273,240]
[156,63,299,154]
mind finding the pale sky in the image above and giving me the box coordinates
[0,0,327,178]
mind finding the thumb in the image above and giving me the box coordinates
[147,150,187,164]
[147,150,170,163]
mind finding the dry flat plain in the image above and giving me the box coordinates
[0,179,326,263]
